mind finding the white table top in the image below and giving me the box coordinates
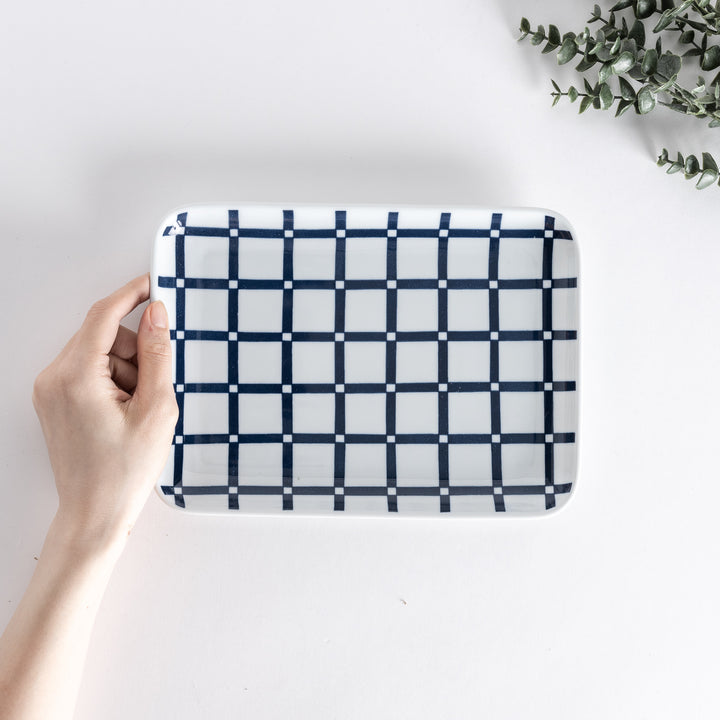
[1,0,719,717]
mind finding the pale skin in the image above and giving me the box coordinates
[0,273,179,720]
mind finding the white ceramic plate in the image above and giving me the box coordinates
[151,203,579,516]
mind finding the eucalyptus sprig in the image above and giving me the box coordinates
[657,147,720,186]
[519,0,720,190]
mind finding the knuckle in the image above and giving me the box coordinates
[31,370,49,405]
[140,392,179,429]
[86,299,108,320]
[144,340,171,362]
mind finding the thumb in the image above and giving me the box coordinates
[133,301,176,415]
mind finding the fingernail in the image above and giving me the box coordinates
[150,301,168,329]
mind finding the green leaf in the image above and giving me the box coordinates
[628,19,646,46]
[636,0,657,19]
[709,118,720,127]
[667,161,683,174]
[612,51,636,74]
[599,82,614,109]
[657,53,682,80]
[680,29,695,44]
[702,152,718,172]
[592,4,602,20]
[656,74,678,93]
[610,37,622,56]
[552,93,561,107]
[696,168,719,188]
[568,86,579,102]
[552,79,561,92]
[599,62,613,83]
[657,148,670,165]
[610,0,634,9]
[579,95,594,113]
[619,76,636,100]
[584,78,594,94]
[520,17,531,34]
[531,28,546,46]
[596,45,614,62]
[557,37,578,64]
[548,24,561,46]
[641,48,658,75]
[575,55,597,71]
[615,98,634,116]
[701,46,720,71]
[542,40,559,54]
[637,86,656,113]
[653,10,674,32]
[684,154,700,177]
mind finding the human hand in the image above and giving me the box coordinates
[31,273,179,550]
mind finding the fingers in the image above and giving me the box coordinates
[130,301,178,421]
[109,354,139,393]
[79,274,150,355]
[111,325,139,364]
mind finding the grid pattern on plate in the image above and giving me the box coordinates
[157,208,578,514]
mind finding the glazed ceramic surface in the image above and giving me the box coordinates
[151,204,579,516]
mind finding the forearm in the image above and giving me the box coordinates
[0,511,127,720]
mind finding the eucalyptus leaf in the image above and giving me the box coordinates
[702,151,718,171]
[548,24,561,46]
[558,37,578,64]
[636,0,657,19]
[575,56,597,71]
[653,10,674,32]
[531,29,546,46]
[641,48,659,75]
[680,29,696,44]
[696,168,719,187]
[684,154,700,176]
[568,86,579,102]
[579,95,593,113]
[701,45,720,70]
[616,98,634,116]
[612,50,636,73]
[637,86,657,113]
[599,82,615,109]
[596,45,615,61]
[619,76,637,99]
[629,19,646,45]
[657,53,682,79]
[599,62,614,83]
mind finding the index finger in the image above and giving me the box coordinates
[79,273,151,354]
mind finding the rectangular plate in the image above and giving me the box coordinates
[151,204,579,516]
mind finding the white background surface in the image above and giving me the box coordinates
[1,1,719,718]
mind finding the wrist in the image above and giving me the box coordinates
[48,507,130,565]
